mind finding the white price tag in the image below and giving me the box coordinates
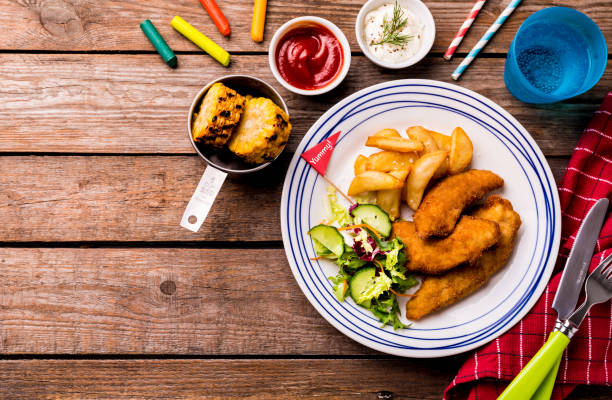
[180,166,227,232]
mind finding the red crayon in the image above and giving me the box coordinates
[199,0,231,36]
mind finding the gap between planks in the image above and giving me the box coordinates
[0,354,409,360]
[0,49,513,58]
[0,241,284,249]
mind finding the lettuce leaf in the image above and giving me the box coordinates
[380,238,406,280]
[368,294,410,330]
[336,246,367,273]
[329,269,351,301]
[376,238,417,294]
[326,186,353,226]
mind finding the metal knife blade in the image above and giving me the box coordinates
[552,198,609,319]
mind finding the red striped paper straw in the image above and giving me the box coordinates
[444,0,487,61]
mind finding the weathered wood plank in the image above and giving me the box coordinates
[0,248,374,354]
[0,156,285,242]
[1,54,608,155]
[1,0,610,54]
[0,156,568,242]
[0,359,609,399]
[0,359,464,399]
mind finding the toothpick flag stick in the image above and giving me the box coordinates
[322,175,353,204]
[301,132,354,204]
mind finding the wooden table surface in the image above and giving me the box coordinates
[1,0,610,398]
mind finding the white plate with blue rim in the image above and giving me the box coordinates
[281,79,561,357]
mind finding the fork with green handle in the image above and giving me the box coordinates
[498,198,609,400]
[498,252,612,399]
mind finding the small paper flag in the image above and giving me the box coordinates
[301,131,340,176]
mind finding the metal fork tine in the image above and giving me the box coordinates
[604,273,612,289]
[601,262,612,278]
[594,253,612,276]
[567,251,612,330]
[605,264,612,280]
[598,255,612,284]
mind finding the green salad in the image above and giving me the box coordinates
[308,187,417,330]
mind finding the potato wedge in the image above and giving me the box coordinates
[377,188,405,219]
[354,154,368,175]
[377,168,410,219]
[432,157,450,179]
[366,151,417,172]
[428,130,451,151]
[348,171,403,196]
[449,127,473,174]
[406,126,439,154]
[407,126,451,151]
[365,136,424,153]
[405,151,448,210]
[388,168,410,182]
[372,128,401,138]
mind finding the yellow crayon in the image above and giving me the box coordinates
[171,16,230,67]
[251,0,267,42]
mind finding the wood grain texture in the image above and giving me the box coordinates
[0,156,286,242]
[1,54,609,155]
[0,156,569,242]
[0,247,374,354]
[1,0,610,54]
[0,358,463,399]
[1,1,609,397]
[1,359,610,399]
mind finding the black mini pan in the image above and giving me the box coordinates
[181,75,290,232]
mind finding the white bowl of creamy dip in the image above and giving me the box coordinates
[355,0,435,69]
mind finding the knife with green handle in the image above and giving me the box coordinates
[498,198,609,400]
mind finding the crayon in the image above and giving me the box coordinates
[199,0,231,36]
[251,0,267,42]
[140,20,177,68]
[171,15,230,67]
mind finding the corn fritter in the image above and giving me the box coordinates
[192,83,246,147]
[228,96,292,164]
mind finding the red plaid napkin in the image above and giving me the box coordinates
[444,91,612,400]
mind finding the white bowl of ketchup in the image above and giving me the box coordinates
[269,16,351,96]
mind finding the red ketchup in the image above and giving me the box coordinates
[275,24,344,91]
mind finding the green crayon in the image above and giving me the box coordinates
[140,19,177,68]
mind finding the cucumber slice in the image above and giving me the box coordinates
[350,266,376,307]
[351,204,392,238]
[308,225,345,257]
[312,238,332,256]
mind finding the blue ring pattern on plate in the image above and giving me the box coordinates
[283,81,558,354]
[288,86,556,348]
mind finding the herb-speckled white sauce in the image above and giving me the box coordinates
[364,3,423,64]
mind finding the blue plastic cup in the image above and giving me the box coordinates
[504,7,607,104]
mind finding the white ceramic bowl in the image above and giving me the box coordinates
[269,16,351,96]
[355,0,435,69]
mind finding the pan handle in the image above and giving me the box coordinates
[180,165,228,232]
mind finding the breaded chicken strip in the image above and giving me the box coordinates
[393,216,500,274]
[413,170,504,238]
[406,196,521,320]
